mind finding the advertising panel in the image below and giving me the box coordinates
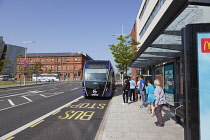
[197,33,210,140]
[164,64,174,106]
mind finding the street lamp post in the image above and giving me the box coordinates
[112,25,126,85]
[112,25,126,36]
[23,41,35,85]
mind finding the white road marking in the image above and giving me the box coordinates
[0,90,44,98]
[39,94,47,98]
[22,96,33,102]
[0,87,81,111]
[0,102,31,112]
[71,87,79,91]
[54,92,64,94]
[8,99,15,106]
[0,96,84,140]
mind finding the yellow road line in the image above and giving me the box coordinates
[30,120,44,128]
[52,110,61,115]
[6,137,15,140]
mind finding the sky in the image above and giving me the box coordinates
[0,0,142,71]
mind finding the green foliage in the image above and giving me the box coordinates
[0,52,12,75]
[19,62,43,76]
[109,34,140,75]
[46,69,52,74]
[31,62,43,75]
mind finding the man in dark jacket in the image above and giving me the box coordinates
[122,76,130,105]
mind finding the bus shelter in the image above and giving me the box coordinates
[129,1,210,140]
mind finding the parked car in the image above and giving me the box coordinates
[0,75,4,81]
[0,75,15,81]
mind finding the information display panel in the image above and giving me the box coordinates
[197,33,210,140]
[164,64,174,106]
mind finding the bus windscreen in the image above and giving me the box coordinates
[84,69,107,82]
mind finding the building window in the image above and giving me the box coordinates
[139,0,166,38]
[46,66,48,70]
[74,58,78,62]
[58,58,61,62]
[64,58,69,62]
[139,0,150,20]
[51,59,54,62]
[58,66,61,70]
[66,65,70,70]
[46,59,48,62]
[30,59,33,62]
[51,66,54,70]
[74,65,78,70]
[40,59,43,62]
[19,59,22,63]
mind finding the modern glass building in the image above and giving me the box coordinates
[129,1,210,140]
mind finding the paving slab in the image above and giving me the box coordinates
[96,91,184,140]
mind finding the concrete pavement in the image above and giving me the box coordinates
[96,90,184,140]
[0,82,184,140]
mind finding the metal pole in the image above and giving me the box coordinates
[24,43,27,86]
[122,25,124,35]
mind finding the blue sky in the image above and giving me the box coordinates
[0,0,142,71]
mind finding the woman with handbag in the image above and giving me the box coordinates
[154,79,166,127]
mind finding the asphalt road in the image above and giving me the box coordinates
[0,82,111,140]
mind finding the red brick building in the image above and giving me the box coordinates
[131,21,139,78]
[16,52,92,81]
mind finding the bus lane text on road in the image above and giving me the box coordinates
[57,103,106,121]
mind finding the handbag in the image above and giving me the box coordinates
[153,99,156,107]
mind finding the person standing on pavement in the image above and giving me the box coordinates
[122,76,130,105]
[129,77,136,102]
[145,80,155,117]
[134,77,139,101]
[136,77,141,101]
[139,75,146,108]
[154,79,166,127]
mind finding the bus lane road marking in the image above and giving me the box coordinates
[0,96,84,140]
[57,102,107,121]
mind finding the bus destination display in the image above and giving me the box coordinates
[86,64,107,69]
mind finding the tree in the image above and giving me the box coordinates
[0,48,12,75]
[31,62,43,76]
[46,69,52,74]
[19,62,43,78]
[109,35,140,75]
